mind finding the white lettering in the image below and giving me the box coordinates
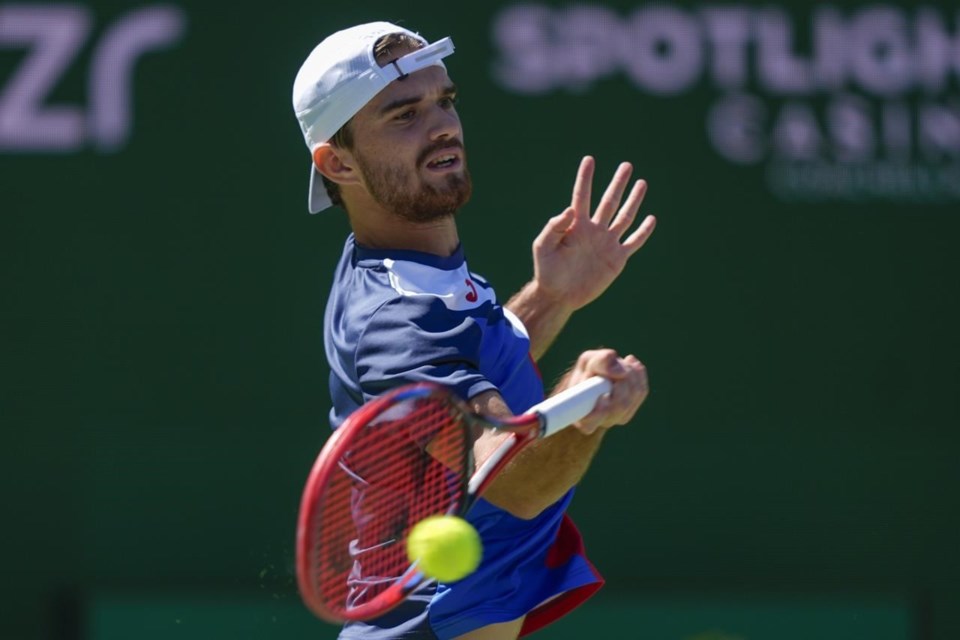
[768,162,960,201]
[491,5,559,94]
[848,7,912,96]
[491,4,959,98]
[812,7,846,91]
[89,5,186,151]
[881,102,913,159]
[0,3,187,153]
[918,103,960,159]
[560,6,622,91]
[916,9,960,93]
[489,3,960,201]
[0,5,91,150]
[771,102,822,160]
[828,95,874,162]
[700,7,752,90]
[755,9,814,94]
[708,95,960,164]
[707,93,766,163]
[621,6,702,94]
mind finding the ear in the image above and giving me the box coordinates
[313,143,361,187]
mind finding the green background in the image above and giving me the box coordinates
[2,1,957,638]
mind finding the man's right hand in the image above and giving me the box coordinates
[560,349,649,435]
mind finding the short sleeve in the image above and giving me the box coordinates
[354,295,496,403]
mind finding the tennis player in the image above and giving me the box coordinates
[292,22,655,640]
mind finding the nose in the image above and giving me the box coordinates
[427,104,461,141]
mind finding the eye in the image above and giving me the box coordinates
[396,109,416,121]
[440,95,458,109]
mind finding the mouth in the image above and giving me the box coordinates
[424,150,463,173]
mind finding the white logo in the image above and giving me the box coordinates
[0,3,187,152]
[492,4,960,202]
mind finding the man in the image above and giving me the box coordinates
[292,21,656,640]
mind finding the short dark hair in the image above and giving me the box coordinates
[321,32,425,209]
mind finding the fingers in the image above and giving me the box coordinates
[533,207,576,251]
[570,349,649,434]
[622,214,657,255]
[608,179,648,236]
[568,156,654,240]
[568,348,621,384]
[571,156,595,217]
[593,162,634,226]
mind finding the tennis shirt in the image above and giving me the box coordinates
[325,234,603,639]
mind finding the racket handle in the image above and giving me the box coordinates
[527,376,613,437]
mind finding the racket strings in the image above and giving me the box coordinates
[310,394,471,616]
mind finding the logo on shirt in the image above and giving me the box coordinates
[381,258,494,310]
[465,279,478,303]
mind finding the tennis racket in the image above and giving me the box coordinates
[295,375,612,624]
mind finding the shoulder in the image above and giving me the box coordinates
[356,256,497,330]
[380,257,496,312]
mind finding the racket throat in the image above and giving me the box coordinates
[468,433,520,496]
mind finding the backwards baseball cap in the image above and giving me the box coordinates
[292,22,455,213]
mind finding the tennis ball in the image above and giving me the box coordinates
[407,515,482,583]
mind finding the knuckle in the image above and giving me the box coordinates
[599,349,619,363]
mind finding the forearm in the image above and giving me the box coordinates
[479,427,605,519]
[505,280,575,361]
[469,387,605,520]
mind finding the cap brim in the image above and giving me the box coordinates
[308,164,333,214]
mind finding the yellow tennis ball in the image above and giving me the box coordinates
[407,515,482,583]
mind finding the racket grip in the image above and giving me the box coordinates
[528,376,613,437]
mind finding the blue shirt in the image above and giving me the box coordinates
[325,235,602,639]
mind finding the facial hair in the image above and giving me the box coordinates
[354,142,473,223]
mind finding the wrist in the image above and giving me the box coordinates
[526,278,576,316]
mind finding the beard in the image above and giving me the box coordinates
[354,142,473,223]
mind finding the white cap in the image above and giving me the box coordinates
[292,22,455,213]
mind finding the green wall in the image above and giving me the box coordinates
[2,1,958,638]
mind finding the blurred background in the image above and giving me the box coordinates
[2,1,958,638]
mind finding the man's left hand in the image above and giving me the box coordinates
[532,155,657,311]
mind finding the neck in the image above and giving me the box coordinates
[346,196,460,257]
